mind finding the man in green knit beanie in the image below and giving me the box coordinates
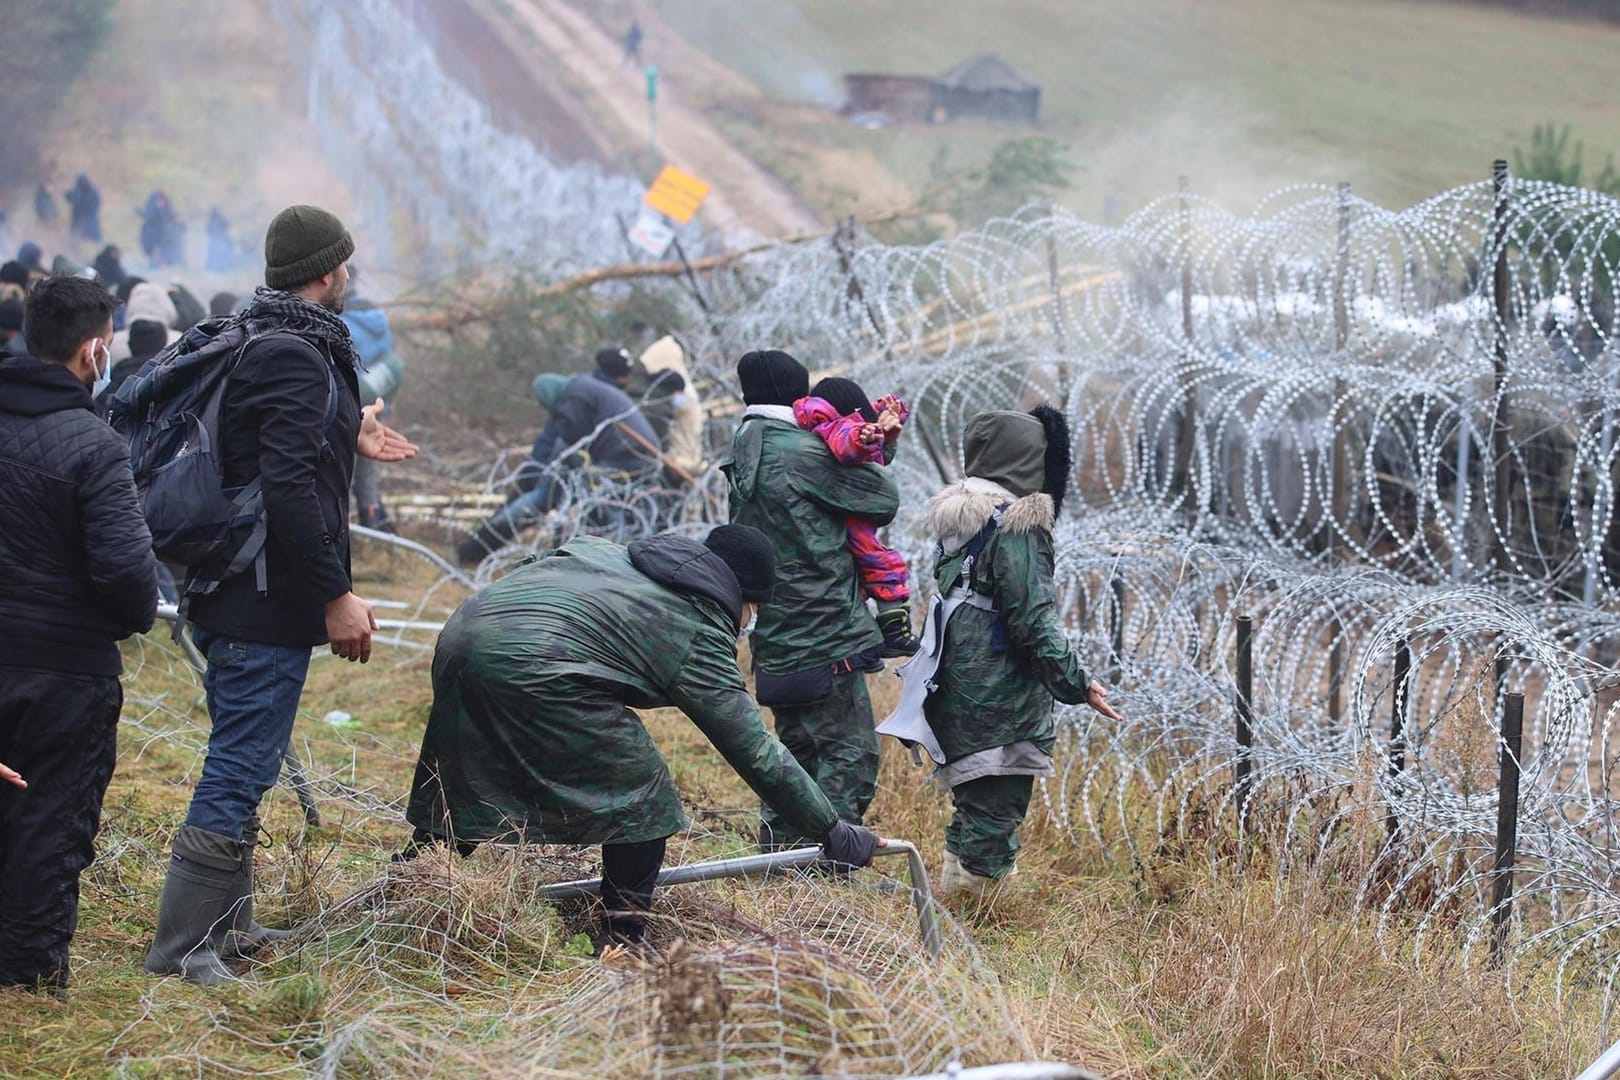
[144,205,417,986]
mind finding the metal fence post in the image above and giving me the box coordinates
[1235,615,1254,822]
[1175,176,1200,517]
[1328,181,1352,723]
[1110,577,1126,678]
[1386,638,1411,844]
[1491,160,1514,579]
[1045,199,1068,351]
[1490,690,1525,964]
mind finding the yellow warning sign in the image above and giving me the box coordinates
[643,164,712,225]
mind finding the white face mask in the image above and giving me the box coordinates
[670,392,688,409]
[737,605,759,643]
[89,340,112,398]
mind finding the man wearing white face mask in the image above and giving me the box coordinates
[0,275,158,993]
[403,523,881,951]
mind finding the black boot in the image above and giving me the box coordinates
[594,838,663,956]
[223,817,291,961]
[876,602,920,658]
[144,826,245,986]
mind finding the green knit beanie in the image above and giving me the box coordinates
[962,410,1047,497]
[264,205,354,290]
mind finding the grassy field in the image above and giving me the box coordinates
[614,0,1620,223]
[0,535,1600,1078]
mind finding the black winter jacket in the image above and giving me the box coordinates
[0,356,158,676]
[186,331,361,646]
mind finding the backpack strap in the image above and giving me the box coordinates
[939,504,1006,596]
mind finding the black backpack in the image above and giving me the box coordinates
[107,317,335,622]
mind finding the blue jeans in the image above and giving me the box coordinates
[184,630,312,841]
[498,474,560,533]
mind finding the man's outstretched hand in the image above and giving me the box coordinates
[358,398,419,462]
[0,762,25,789]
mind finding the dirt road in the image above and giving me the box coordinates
[493,0,822,241]
[400,0,616,167]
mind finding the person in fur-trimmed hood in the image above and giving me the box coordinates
[924,405,1122,898]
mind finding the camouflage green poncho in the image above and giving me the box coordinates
[722,410,900,675]
[405,535,839,845]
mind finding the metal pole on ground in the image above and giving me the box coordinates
[537,840,943,960]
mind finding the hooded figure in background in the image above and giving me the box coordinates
[917,406,1121,899]
[405,525,881,949]
[108,282,179,363]
[205,208,236,273]
[93,246,128,293]
[65,175,101,244]
[635,335,706,479]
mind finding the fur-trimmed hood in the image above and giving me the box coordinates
[928,476,1054,554]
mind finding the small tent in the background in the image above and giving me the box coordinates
[930,54,1041,124]
[842,53,1041,126]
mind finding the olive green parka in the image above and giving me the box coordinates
[922,479,1091,762]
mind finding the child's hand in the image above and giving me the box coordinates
[874,394,909,424]
[856,422,885,449]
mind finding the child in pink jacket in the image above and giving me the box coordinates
[793,376,919,657]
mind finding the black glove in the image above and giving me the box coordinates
[821,820,880,869]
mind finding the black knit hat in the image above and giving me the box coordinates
[737,349,808,406]
[264,204,354,290]
[595,346,633,379]
[810,376,877,422]
[703,524,776,602]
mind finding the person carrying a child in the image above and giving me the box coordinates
[792,376,920,658]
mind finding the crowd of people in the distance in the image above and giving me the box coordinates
[4,175,254,276]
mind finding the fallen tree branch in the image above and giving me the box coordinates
[387,201,944,332]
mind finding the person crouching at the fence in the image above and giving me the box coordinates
[403,524,882,949]
[922,406,1122,899]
